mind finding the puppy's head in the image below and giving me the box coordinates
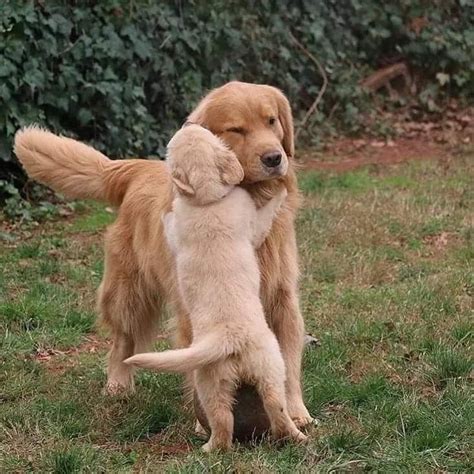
[167,124,244,205]
[187,81,294,183]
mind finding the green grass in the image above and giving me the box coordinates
[1,154,473,472]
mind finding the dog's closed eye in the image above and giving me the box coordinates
[226,127,246,135]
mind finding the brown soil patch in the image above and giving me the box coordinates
[423,231,460,255]
[146,434,193,457]
[32,334,110,374]
[298,137,447,172]
[32,334,118,375]
[33,333,169,374]
[0,205,109,249]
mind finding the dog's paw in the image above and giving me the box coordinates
[103,380,135,397]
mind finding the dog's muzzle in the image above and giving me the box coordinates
[261,151,282,168]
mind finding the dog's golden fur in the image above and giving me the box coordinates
[13,81,312,427]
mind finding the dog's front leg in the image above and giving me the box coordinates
[266,232,313,428]
[270,287,312,427]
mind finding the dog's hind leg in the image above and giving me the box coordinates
[99,249,162,395]
[195,369,235,452]
[269,284,313,428]
[105,329,137,395]
[102,292,162,395]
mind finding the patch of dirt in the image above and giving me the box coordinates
[64,229,103,247]
[33,333,169,374]
[32,335,110,374]
[299,107,473,172]
[33,334,139,375]
[298,137,446,172]
[146,434,193,457]
[423,231,460,254]
[0,204,111,248]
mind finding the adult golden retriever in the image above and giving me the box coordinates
[14,81,312,427]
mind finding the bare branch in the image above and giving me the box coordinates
[289,32,329,141]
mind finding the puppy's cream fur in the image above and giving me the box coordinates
[126,126,306,451]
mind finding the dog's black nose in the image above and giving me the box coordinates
[261,151,282,168]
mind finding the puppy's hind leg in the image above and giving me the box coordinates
[195,369,235,452]
[254,364,307,443]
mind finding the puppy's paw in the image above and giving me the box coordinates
[272,187,288,213]
[291,430,309,444]
[279,187,288,200]
[201,440,232,453]
[275,187,288,206]
[288,402,314,429]
[161,211,171,225]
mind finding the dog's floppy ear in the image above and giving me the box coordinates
[217,149,244,185]
[171,166,195,196]
[186,96,210,130]
[267,86,295,159]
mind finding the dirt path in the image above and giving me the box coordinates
[298,137,469,172]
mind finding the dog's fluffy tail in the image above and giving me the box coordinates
[14,126,146,206]
[124,335,226,373]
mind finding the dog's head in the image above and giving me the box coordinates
[166,124,244,205]
[187,82,294,183]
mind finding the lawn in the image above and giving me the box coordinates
[1,151,473,472]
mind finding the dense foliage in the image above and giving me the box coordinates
[1,0,473,188]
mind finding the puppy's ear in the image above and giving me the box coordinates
[171,167,195,196]
[267,86,295,159]
[217,149,244,185]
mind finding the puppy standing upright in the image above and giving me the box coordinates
[126,125,307,451]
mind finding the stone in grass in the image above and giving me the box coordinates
[194,384,270,442]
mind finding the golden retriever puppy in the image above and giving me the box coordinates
[13,81,312,428]
[126,125,306,451]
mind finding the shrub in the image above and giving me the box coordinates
[1,0,473,196]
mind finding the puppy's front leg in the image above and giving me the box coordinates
[252,187,288,248]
